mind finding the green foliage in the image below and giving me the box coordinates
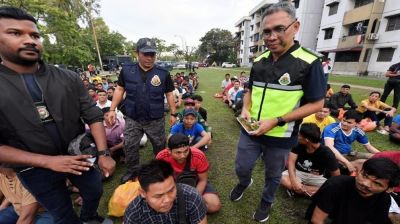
[1,0,130,66]
[198,28,235,65]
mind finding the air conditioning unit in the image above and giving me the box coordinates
[367,33,379,40]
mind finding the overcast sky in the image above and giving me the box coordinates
[100,0,260,49]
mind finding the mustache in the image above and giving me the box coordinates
[18,46,39,53]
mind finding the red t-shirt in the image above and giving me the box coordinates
[372,151,400,192]
[156,147,209,177]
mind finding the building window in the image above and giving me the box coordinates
[324,28,334,39]
[328,3,339,16]
[254,33,259,42]
[363,48,371,62]
[250,25,254,31]
[348,20,369,36]
[335,51,361,62]
[293,0,300,9]
[377,48,395,62]
[354,0,373,8]
[241,40,243,45]
[386,15,400,32]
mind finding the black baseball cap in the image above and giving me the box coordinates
[168,133,190,149]
[183,109,197,117]
[136,38,157,53]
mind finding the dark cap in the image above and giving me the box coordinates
[184,98,195,105]
[101,107,110,114]
[136,38,157,53]
[168,133,190,149]
[183,109,197,117]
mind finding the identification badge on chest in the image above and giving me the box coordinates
[35,101,54,124]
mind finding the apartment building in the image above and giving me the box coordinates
[235,0,323,67]
[317,0,400,76]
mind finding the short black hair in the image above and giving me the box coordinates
[138,160,174,192]
[343,110,362,123]
[101,107,110,114]
[225,73,230,77]
[369,91,381,97]
[107,87,115,91]
[299,123,321,143]
[363,157,400,188]
[191,95,203,102]
[323,100,330,109]
[341,84,351,89]
[0,6,37,24]
[97,89,106,94]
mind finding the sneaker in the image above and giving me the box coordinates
[377,129,389,135]
[286,189,295,198]
[253,205,271,222]
[229,178,253,201]
[120,172,137,184]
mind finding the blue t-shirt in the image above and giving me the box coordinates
[393,115,400,125]
[171,123,204,139]
[322,122,369,155]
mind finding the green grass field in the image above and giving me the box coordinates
[95,68,399,224]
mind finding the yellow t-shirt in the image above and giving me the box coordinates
[302,114,336,132]
[357,99,391,113]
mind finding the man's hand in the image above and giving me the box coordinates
[346,162,356,173]
[249,118,277,136]
[292,180,304,194]
[386,110,394,117]
[107,110,116,125]
[44,155,94,175]
[170,115,177,126]
[240,109,251,121]
[98,156,116,178]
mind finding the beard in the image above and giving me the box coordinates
[3,46,41,66]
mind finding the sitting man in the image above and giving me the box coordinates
[170,109,210,151]
[329,84,357,117]
[322,110,380,174]
[96,89,112,109]
[177,98,208,131]
[390,115,400,143]
[221,73,231,92]
[281,123,339,197]
[156,134,221,213]
[307,157,400,224]
[0,167,53,224]
[357,91,396,135]
[123,160,207,224]
[302,102,336,132]
[192,95,207,123]
[226,80,243,108]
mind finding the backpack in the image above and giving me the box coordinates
[176,149,198,187]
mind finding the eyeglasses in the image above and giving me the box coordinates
[262,19,297,37]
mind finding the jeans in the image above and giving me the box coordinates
[363,109,393,127]
[235,132,291,206]
[17,167,103,224]
[0,205,54,224]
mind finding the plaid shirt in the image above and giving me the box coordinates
[124,183,206,224]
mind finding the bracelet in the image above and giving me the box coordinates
[109,109,115,111]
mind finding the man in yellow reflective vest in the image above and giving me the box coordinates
[229,2,326,222]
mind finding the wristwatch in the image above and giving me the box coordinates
[276,117,286,127]
[171,113,178,117]
[98,149,111,157]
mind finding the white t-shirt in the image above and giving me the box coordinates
[323,62,331,74]
[221,79,231,89]
[228,87,243,101]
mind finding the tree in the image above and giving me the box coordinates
[198,28,235,65]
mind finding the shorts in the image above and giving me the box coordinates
[203,182,218,195]
[282,169,327,187]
